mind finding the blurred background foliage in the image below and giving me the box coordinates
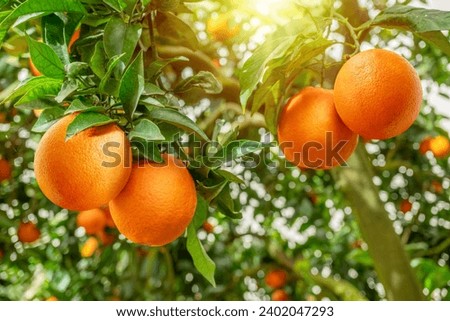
[0,0,449,301]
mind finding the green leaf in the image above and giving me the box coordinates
[220,140,264,163]
[140,96,165,108]
[147,107,209,141]
[5,77,62,105]
[41,14,70,65]
[363,6,450,55]
[191,194,208,230]
[197,180,227,202]
[104,17,142,66]
[174,71,222,94]
[28,38,65,79]
[65,62,90,78]
[416,31,450,56]
[366,6,450,32]
[155,11,199,50]
[32,107,65,132]
[215,184,242,219]
[99,53,126,93]
[0,0,86,42]
[143,83,166,96]
[90,41,107,78]
[214,169,245,185]
[132,138,163,162]
[119,52,144,121]
[103,0,127,12]
[55,79,78,103]
[186,224,216,287]
[64,99,103,114]
[146,56,189,82]
[66,112,116,139]
[129,119,165,141]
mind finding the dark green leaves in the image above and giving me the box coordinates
[128,119,165,141]
[174,71,223,94]
[119,52,144,121]
[28,38,65,79]
[363,6,450,55]
[32,107,65,132]
[3,77,63,106]
[366,6,450,32]
[66,112,116,139]
[186,224,216,287]
[155,11,199,50]
[0,0,86,42]
[104,17,142,66]
[147,107,209,141]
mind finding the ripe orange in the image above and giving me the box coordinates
[271,289,289,301]
[431,180,443,194]
[102,206,116,228]
[0,158,12,182]
[419,137,432,155]
[202,221,214,234]
[265,269,288,289]
[109,154,197,246]
[77,208,107,235]
[17,222,40,243]
[46,296,58,301]
[206,13,239,42]
[97,229,115,246]
[334,49,422,139]
[429,135,450,158]
[29,58,42,76]
[34,113,132,211]
[80,236,98,257]
[277,87,358,169]
[68,29,80,53]
[0,112,6,123]
[400,199,413,213]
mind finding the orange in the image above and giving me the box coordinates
[34,113,132,211]
[429,135,450,158]
[29,58,42,76]
[277,87,358,169]
[97,229,115,246]
[0,112,6,123]
[400,200,413,213]
[80,236,98,257]
[334,49,422,139]
[109,154,197,246]
[206,13,239,42]
[17,222,40,243]
[271,289,289,301]
[431,180,443,194]
[265,269,288,289]
[202,221,214,234]
[102,206,116,228]
[68,29,80,53]
[46,296,58,301]
[419,137,432,155]
[77,208,107,235]
[0,158,12,182]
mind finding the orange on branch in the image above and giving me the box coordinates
[400,200,413,213]
[206,13,239,42]
[18,222,40,243]
[0,158,12,182]
[34,113,132,211]
[80,236,99,258]
[429,135,450,158]
[77,208,107,235]
[265,269,288,289]
[334,49,422,139]
[109,154,197,247]
[277,87,358,170]
[271,289,289,301]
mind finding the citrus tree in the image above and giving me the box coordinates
[0,0,449,301]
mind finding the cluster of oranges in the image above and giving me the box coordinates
[278,49,424,170]
[33,113,198,248]
[264,269,289,301]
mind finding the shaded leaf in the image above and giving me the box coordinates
[174,71,222,94]
[186,224,216,287]
[155,11,199,50]
[129,119,165,141]
[65,99,103,114]
[104,17,142,66]
[32,107,65,132]
[191,194,208,230]
[66,112,116,139]
[119,52,144,120]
